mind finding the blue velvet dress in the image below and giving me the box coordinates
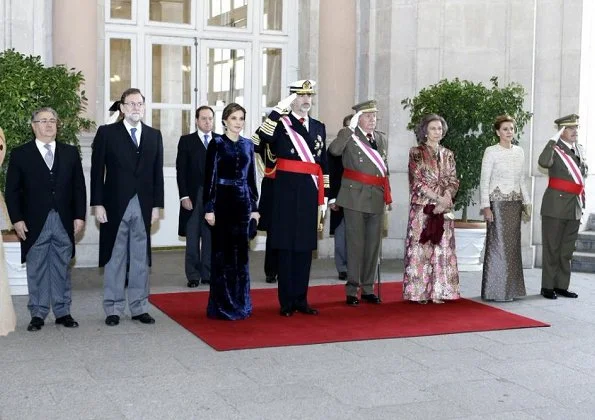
[203,134,258,320]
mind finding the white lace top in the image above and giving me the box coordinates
[479,144,530,208]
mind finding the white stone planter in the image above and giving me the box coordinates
[3,239,28,295]
[454,222,486,272]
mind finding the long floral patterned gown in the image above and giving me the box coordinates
[403,144,460,302]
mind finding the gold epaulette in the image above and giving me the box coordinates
[260,118,277,136]
[323,174,330,189]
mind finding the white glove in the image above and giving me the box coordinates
[348,111,362,132]
[273,93,297,114]
[549,127,565,141]
[320,197,328,219]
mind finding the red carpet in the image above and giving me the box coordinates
[149,282,549,351]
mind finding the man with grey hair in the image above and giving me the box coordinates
[5,107,87,331]
[91,88,164,326]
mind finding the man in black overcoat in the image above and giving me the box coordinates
[5,107,86,331]
[90,88,164,326]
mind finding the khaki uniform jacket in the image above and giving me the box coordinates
[328,126,388,215]
[538,139,587,221]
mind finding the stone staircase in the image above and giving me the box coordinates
[572,214,595,272]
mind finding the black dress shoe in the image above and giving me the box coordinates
[279,309,294,317]
[132,313,155,324]
[346,296,359,306]
[541,288,557,300]
[361,294,381,304]
[296,306,319,315]
[187,279,200,288]
[27,317,44,332]
[200,279,211,285]
[554,288,578,298]
[105,315,120,326]
[338,271,347,280]
[265,275,277,284]
[55,315,79,328]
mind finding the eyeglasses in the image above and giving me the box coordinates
[122,102,145,108]
[33,119,58,125]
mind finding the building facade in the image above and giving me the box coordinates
[1,0,593,268]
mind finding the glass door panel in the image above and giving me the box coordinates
[201,41,251,135]
[109,38,132,102]
[147,37,196,166]
[207,0,249,28]
[149,0,191,24]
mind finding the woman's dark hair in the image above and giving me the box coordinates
[415,113,448,144]
[493,114,515,131]
[221,102,246,125]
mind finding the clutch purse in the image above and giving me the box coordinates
[521,203,532,223]
[443,211,455,220]
[248,218,258,240]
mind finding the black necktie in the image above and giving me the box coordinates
[366,133,377,150]
[570,147,576,155]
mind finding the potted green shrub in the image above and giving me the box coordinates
[401,77,532,269]
[0,48,93,294]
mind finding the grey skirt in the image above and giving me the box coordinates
[481,200,526,300]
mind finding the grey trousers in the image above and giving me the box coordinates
[333,218,347,273]
[344,208,382,297]
[184,197,211,282]
[104,195,149,317]
[26,210,73,319]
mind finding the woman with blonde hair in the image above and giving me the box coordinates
[479,115,530,301]
[0,127,17,335]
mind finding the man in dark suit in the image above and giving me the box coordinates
[328,100,391,306]
[328,114,352,281]
[254,80,328,316]
[91,88,164,326]
[538,114,586,299]
[5,107,86,331]
[176,105,215,288]
[252,134,278,284]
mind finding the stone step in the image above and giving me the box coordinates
[572,251,595,273]
[576,231,595,252]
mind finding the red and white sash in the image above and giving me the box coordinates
[553,145,585,206]
[279,116,318,189]
[351,133,387,176]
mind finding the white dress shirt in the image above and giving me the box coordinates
[123,119,142,146]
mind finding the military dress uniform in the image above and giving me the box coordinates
[328,100,391,305]
[254,80,329,315]
[538,114,586,299]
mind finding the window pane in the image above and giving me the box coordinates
[110,0,132,20]
[207,0,248,28]
[152,44,192,104]
[207,48,245,108]
[152,109,192,166]
[261,48,282,107]
[110,39,132,102]
[150,0,191,24]
[263,0,283,31]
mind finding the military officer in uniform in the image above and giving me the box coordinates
[538,114,586,299]
[328,100,391,306]
[253,80,329,317]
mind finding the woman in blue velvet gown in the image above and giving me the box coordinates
[203,103,259,320]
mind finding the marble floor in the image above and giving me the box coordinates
[1,249,595,420]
